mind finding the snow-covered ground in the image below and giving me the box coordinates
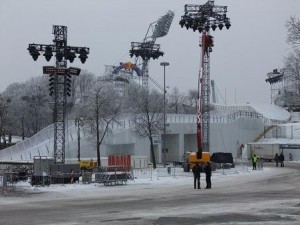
[0,164,294,201]
[1,163,300,225]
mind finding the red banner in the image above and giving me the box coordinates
[108,155,131,167]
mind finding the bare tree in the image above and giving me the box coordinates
[0,95,11,149]
[2,76,52,138]
[285,49,300,79]
[74,71,96,103]
[168,87,182,114]
[21,77,51,136]
[127,86,163,169]
[184,89,198,114]
[78,79,121,166]
[286,16,300,47]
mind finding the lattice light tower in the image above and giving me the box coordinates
[130,10,174,87]
[179,1,231,158]
[265,69,284,104]
[28,25,89,164]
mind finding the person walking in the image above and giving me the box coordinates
[204,161,212,189]
[274,153,279,167]
[192,163,202,189]
[279,152,285,167]
[252,154,258,170]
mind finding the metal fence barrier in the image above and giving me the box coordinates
[95,166,133,186]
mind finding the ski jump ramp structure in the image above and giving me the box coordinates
[0,103,293,166]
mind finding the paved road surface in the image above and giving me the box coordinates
[1,163,300,225]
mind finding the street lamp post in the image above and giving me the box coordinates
[160,62,169,166]
[75,117,84,162]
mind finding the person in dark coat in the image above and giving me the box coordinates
[192,163,202,189]
[274,153,279,167]
[204,161,212,189]
[279,152,284,167]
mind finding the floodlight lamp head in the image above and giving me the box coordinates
[205,25,210,32]
[192,24,198,32]
[79,49,88,64]
[28,46,40,61]
[152,10,175,38]
[32,52,40,61]
[185,23,189,30]
[179,19,185,28]
[198,26,203,33]
[218,23,224,30]
[56,52,64,62]
[225,22,231,29]
[211,24,217,31]
[28,46,36,54]
[43,46,53,61]
[67,50,76,63]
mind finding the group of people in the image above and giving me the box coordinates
[192,151,287,188]
[274,152,285,167]
[192,161,211,189]
[252,152,285,170]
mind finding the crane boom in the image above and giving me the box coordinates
[179,0,231,159]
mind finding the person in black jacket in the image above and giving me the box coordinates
[279,152,285,167]
[192,163,202,189]
[204,161,212,189]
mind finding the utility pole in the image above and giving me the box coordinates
[27,25,89,164]
[179,1,231,158]
[75,117,84,161]
[160,62,169,165]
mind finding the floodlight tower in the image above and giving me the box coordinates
[27,25,89,164]
[179,1,230,158]
[265,69,284,104]
[130,10,175,87]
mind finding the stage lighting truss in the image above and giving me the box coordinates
[129,42,164,60]
[27,44,90,64]
[179,0,231,33]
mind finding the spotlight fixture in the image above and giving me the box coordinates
[43,46,53,61]
[225,22,231,29]
[211,24,217,31]
[65,48,76,63]
[204,25,210,32]
[192,24,198,32]
[179,19,185,28]
[198,26,203,33]
[78,48,88,64]
[56,51,64,62]
[28,46,40,61]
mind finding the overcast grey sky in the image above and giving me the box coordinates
[0,0,299,104]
